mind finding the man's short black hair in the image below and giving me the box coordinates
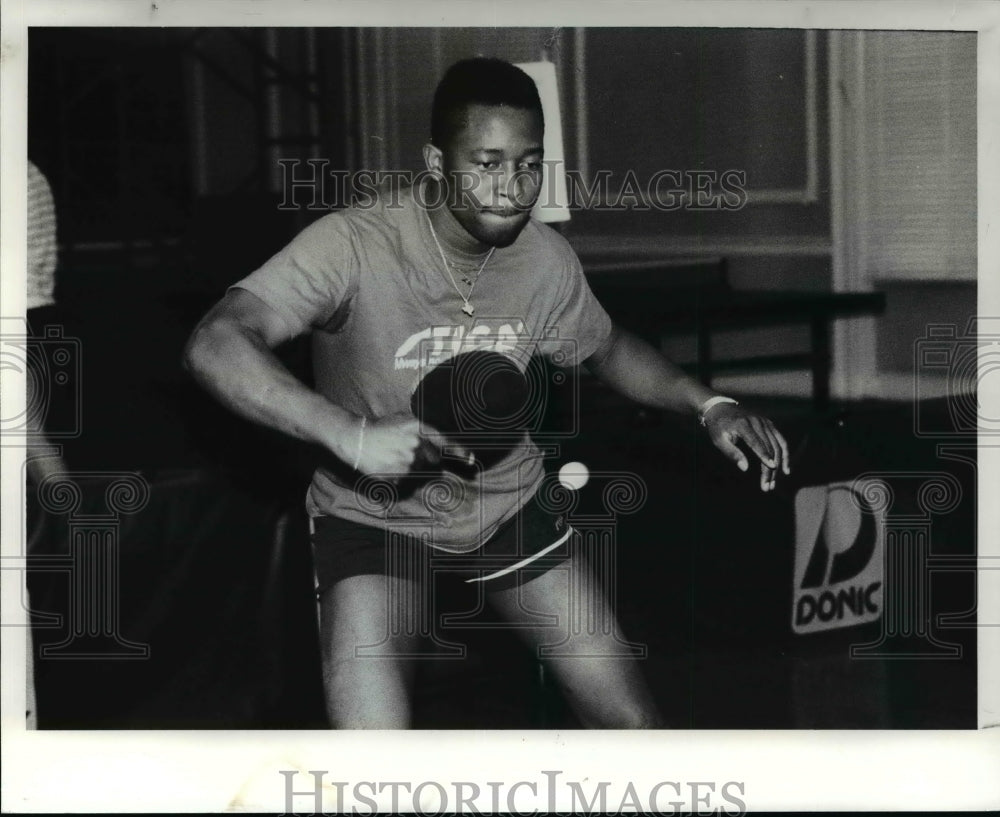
[431,58,543,147]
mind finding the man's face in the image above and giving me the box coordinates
[436,104,544,248]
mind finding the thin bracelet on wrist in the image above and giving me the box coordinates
[698,395,739,426]
[352,415,367,470]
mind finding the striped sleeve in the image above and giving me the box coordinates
[27,161,58,310]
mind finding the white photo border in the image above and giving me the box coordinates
[2,0,998,812]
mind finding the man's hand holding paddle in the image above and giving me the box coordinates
[347,413,420,476]
[349,413,476,477]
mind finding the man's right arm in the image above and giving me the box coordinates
[183,288,421,474]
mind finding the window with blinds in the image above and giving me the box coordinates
[864,31,977,281]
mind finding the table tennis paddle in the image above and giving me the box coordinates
[410,349,532,470]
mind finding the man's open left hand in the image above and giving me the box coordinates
[702,404,791,492]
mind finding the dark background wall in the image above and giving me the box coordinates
[29,27,976,394]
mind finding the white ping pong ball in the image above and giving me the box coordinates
[558,461,589,490]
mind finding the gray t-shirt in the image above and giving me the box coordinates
[233,183,612,552]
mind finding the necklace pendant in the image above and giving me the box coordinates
[462,302,475,316]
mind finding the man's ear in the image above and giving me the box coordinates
[423,142,444,175]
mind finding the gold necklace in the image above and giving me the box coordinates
[425,210,495,316]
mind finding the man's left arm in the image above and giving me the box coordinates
[583,323,790,491]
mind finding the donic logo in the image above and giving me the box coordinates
[792,480,885,635]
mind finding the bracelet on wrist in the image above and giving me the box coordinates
[352,415,367,471]
[698,395,739,426]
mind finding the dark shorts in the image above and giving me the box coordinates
[311,493,575,594]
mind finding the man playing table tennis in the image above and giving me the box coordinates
[185,57,789,728]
